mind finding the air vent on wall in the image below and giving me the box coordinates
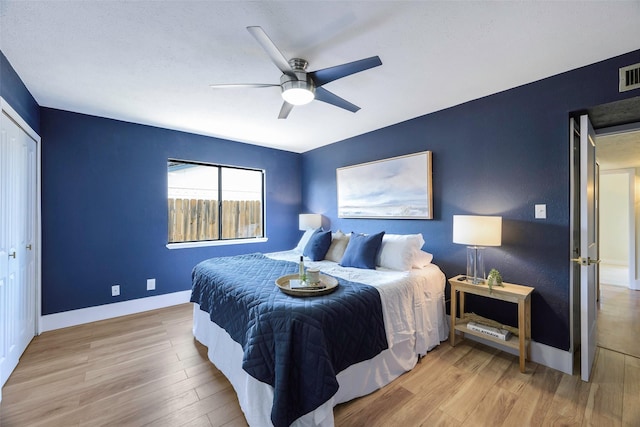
[619,62,640,92]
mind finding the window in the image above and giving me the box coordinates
[167,160,264,244]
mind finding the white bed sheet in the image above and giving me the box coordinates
[192,251,449,427]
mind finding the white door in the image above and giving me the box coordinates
[0,110,36,389]
[578,114,599,382]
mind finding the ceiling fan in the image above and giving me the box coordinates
[210,26,382,119]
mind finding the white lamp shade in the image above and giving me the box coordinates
[299,213,322,230]
[453,215,502,247]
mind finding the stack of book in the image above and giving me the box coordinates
[467,321,511,341]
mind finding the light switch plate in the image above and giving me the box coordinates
[535,204,546,219]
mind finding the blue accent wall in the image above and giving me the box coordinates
[7,40,639,350]
[40,108,301,314]
[0,50,40,134]
[302,49,640,351]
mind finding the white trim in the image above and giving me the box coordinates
[0,97,42,338]
[36,131,42,333]
[598,123,640,291]
[0,98,40,143]
[530,340,573,375]
[460,333,573,375]
[600,264,631,287]
[39,290,191,332]
[166,237,268,250]
[568,117,579,375]
[628,170,636,290]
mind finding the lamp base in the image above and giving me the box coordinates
[466,246,485,285]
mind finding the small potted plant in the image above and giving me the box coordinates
[486,269,503,293]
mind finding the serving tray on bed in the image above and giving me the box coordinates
[275,273,339,297]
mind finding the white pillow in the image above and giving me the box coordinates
[376,233,425,271]
[412,250,434,268]
[294,228,320,253]
[324,230,350,262]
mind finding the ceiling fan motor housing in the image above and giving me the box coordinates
[280,60,315,105]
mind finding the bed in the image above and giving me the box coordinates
[191,231,449,427]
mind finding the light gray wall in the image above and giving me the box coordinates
[600,171,630,266]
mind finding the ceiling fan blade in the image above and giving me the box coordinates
[278,101,294,119]
[314,87,360,113]
[209,83,279,89]
[310,56,382,87]
[247,26,295,77]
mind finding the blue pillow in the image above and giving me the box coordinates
[295,227,321,253]
[340,231,385,269]
[303,230,332,261]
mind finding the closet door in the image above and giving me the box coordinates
[0,110,36,389]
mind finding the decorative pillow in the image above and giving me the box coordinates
[340,231,385,269]
[324,230,350,262]
[376,233,425,271]
[303,230,332,261]
[294,227,321,253]
[412,250,434,268]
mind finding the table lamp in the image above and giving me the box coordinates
[299,213,322,230]
[453,215,502,284]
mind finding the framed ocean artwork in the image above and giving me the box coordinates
[337,151,433,219]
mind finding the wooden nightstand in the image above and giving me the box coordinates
[449,274,534,373]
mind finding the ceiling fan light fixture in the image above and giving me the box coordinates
[281,80,315,105]
[213,28,382,118]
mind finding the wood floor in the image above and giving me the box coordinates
[1,303,639,427]
[597,283,640,359]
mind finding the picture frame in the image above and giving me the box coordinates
[336,151,433,219]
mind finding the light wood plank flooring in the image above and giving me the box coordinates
[1,303,638,426]
[597,283,640,358]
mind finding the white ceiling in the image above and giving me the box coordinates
[1,1,640,153]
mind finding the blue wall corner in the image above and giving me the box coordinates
[6,39,640,352]
[40,108,302,315]
[301,48,640,351]
[0,50,40,134]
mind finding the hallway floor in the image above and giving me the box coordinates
[597,283,640,358]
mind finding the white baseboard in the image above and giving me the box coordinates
[600,263,631,287]
[40,295,574,375]
[530,340,573,375]
[455,331,573,375]
[39,291,192,333]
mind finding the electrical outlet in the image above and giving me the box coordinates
[147,278,156,291]
[112,284,120,297]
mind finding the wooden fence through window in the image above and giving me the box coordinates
[168,198,262,243]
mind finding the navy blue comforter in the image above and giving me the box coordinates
[190,253,388,427]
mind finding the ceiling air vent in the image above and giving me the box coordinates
[619,63,640,92]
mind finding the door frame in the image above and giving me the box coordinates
[580,114,599,382]
[569,117,581,375]
[596,122,640,291]
[569,114,600,381]
[598,168,636,289]
[1,97,42,334]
